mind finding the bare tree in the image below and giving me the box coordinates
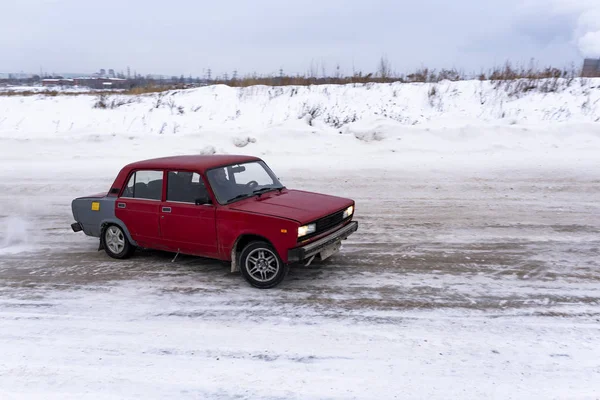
[378,55,392,80]
[308,59,318,78]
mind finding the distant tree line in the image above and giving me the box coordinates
[0,58,589,90]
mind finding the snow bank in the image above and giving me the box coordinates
[0,79,599,173]
[1,79,599,138]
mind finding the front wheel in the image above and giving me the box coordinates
[239,241,288,289]
[102,224,135,259]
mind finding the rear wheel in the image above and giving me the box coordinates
[102,224,135,259]
[239,241,288,289]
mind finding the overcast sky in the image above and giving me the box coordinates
[1,0,599,78]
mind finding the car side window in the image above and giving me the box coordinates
[166,171,210,204]
[120,170,163,200]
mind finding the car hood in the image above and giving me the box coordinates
[229,189,352,224]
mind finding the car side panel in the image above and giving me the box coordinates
[71,196,137,246]
[158,202,218,257]
[215,208,298,262]
[114,198,161,247]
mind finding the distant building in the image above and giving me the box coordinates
[73,77,130,89]
[42,77,130,89]
[42,78,74,87]
[582,58,600,77]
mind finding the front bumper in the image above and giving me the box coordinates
[288,221,358,263]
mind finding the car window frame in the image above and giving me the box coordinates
[118,169,165,202]
[163,169,214,206]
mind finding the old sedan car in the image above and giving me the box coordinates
[70,154,358,288]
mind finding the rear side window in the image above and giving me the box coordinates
[121,170,163,200]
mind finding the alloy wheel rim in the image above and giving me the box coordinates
[246,248,279,282]
[105,226,125,254]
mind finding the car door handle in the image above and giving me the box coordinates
[162,207,171,213]
[117,203,126,209]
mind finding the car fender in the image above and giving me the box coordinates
[99,217,138,247]
[72,195,138,247]
[226,218,299,272]
[228,232,273,273]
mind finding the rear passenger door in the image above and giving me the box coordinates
[158,171,218,257]
[115,170,164,248]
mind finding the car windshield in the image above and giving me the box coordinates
[206,160,284,204]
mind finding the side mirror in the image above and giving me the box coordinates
[195,196,212,205]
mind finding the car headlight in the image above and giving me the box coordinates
[343,205,354,219]
[298,223,316,238]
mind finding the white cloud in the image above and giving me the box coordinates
[574,8,600,57]
[519,0,600,57]
[578,31,600,57]
[0,0,595,75]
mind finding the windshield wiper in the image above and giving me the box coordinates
[226,193,252,203]
[227,187,286,203]
[253,186,286,197]
[252,187,275,196]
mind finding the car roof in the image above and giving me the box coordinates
[123,154,262,172]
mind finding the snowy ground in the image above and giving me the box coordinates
[1,82,600,399]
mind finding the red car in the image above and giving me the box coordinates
[70,155,358,288]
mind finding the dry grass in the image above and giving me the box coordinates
[212,60,582,87]
[124,85,188,95]
[0,90,65,97]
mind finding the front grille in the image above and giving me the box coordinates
[316,209,345,232]
[298,208,349,242]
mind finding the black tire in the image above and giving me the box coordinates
[239,241,288,289]
[101,224,135,259]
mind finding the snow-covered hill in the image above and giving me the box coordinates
[2,79,600,136]
[1,79,599,172]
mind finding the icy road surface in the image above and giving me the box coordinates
[1,167,600,399]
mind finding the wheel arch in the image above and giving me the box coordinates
[99,218,138,250]
[229,233,274,273]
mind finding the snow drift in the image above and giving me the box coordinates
[0,79,599,174]
[1,79,599,138]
